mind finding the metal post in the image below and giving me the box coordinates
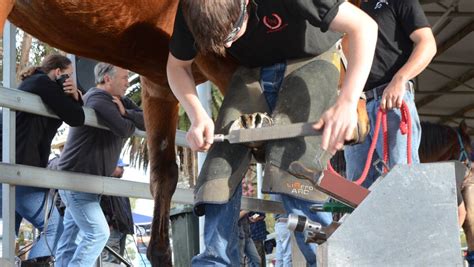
[196,81,212,253]
[256,163,263,199]
[2,21,17,263]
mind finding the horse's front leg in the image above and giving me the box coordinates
[0,0,14,34]
[142,77,179,267]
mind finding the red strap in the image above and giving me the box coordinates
[401,102,412,165]
[382,111,389,173]
[328,101,412,186]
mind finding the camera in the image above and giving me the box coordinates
[56,73,70,88]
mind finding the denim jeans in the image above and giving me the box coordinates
[344,84,421,188]
[192,185,242,266]
[55,190,110,267]
[15,186,63,259]
[239,218,261,267]
[260,62,286,112]
[192,62,332,266]
[274,219,292,267]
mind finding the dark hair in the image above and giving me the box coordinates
[181,0,242,56]
[19,54,71,81]
[350,0,361,7]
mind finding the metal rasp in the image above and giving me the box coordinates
[214,122,321,144]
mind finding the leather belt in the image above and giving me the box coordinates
[363,82,414,102]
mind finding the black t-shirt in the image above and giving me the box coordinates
[361,0,430,91]
[170,0,344,67]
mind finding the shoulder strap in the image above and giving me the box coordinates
[41,189,57,257]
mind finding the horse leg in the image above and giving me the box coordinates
[194,53,237,94]
[0,0,14,34]
[462,173,474,265]
[142,77,179,267]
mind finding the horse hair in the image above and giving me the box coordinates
[419,121,454,158]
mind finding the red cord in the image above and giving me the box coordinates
[382,111,389,173]
[353,108,384,185]
[401,102,412,165]
[328,101,412,186]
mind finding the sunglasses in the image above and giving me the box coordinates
[223,0,247,44]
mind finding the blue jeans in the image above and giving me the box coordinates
[192,186,242,266]
[55,190,110,267]
[344,84,421,188]
[192,63,332,266]
[192,184,331,266]
[15,186,63,259]
[239,219,261,267]
[260,62,286,111]
[275,219,292,267]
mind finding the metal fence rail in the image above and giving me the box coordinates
[0,85,284,264]
[0,86,184,142]
[0,163,284,213]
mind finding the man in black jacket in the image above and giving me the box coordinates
[55,63,145,267]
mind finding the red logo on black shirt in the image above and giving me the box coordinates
[263,13,287,33]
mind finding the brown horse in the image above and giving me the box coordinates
[419,120,473,253]
[0,1,371,266]
[419,121,472,164]
[0,1,238,265]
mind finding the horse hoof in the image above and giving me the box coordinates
[147,246,172,267]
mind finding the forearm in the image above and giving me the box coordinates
[167,55,208,123]
[392,29,437,83]
[330,2,378,106]
[90,95,136,137]
[339,30,376,106]
[105,114,136,138]
[123,101,145,130]
[125,110,145,130]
